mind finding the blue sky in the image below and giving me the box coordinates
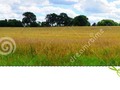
[0,0,120,24]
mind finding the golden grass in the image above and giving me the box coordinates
[0,26,120,66]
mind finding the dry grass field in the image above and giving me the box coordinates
[0,26,120,66]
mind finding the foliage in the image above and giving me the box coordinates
[0,12,120,27]
[22,12,37,27]
[73,15,90,26]
[92,23,97,26]
[0,19,23,27]
[0,19,8,27]
[45,13,73,26]
[97,19,119,26]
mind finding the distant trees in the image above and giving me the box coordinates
[41,22,50,27]
[7,19,23,27]
[0,19,7,27]
[1,11,120,27]
[45,13,73,26]
[97,19,119,26]
[45,13,91,27]
[0,19,23,27]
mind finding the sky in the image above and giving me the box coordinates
[0,0,120,24]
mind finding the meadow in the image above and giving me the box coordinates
[0,26,120,66]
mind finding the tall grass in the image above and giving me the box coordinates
[0,26,120,66]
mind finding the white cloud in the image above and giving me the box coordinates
[0,0,77,21]
[74,0,114,13]
[1,0,120,23]
[19,5,77,21]
[73,0,120,23]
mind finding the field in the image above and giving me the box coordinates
[0,26,120,66]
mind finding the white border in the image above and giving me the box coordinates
[0,67,120,90]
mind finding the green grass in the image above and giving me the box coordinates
[0,50,120,66]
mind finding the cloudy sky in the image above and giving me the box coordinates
[0,0,120,24]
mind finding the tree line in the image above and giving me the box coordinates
[0,12,120,27]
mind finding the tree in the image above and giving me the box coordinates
[0,19,8,27]
[97,19,119,26]
[41,22,50,27]
[45,13,73,27]
[0,19,23,27]
[57,13,73,26]
[22,12,37,27]
[46,13,58,26]
[30,22,39,27]
[92,23,97,26]
[7,19,23,27]
[73,15,90,26]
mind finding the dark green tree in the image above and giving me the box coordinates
[0,19,8,27]
[73,15,90,26]
[46,13,58,26]
[92,23,97,26]
[7,19,23,27]
[41,22,50,27]
[97,19,119,26]
[30,22,40,27]
[57,13,73,26]
[22,12,37,27]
